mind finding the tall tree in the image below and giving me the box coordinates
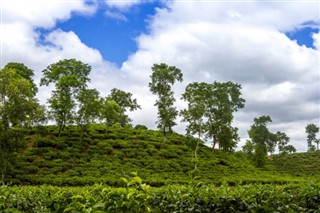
[0,66,38,184]
[266,133,277,155]
[305,123,320,151]
[205,82,245,152]
[149,63,183,141]
[248,116,272,167]
[40,59,91,136]
[181,81,244,152]
[107,88,141,126]
[242,140,254,156]
[181,82,207,170]
[76,88,102,131]
[282,144,296,154]
[100,99,122,129]
[275,131,290,154]
[4,62,38,95]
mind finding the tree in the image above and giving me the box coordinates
[4,62,38,95]
[100,99,122,129]
[242,140,254,155]
[275,131,290,154]
[25,99,47,128]
[181,82,207,170]
[40,59,91,136]
[266,132,277,156]
[204,81,245,152]
[282,144,296,154]
[180,81,244,152]
[149,63,183,141]
[76,88,102,131]
[0,66,39,184]
[305,123,320,151]
[248,116,272,167]
[107,88,141,126]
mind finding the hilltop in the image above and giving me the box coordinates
[6,124,320,186]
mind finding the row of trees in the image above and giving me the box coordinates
[149,64,245,151]
[0,60,141,183]
[0,59,318,177]
[243,117,320,167]
[243,116,296,167]
[40,59,141,136]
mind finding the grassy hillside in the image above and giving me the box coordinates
[269,151,320,177]
[6,124,319,186]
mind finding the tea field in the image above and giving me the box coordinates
[1,176,320,212]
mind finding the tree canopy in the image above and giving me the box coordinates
[149,63,183,141]
[40,59,91,135]
[306,123,320,151]
[0,63,43,183]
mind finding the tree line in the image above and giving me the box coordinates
[0,59,319,180]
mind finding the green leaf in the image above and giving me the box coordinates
[54,203,60,210]
[71,195,84,200]
[63,207,75,212]
[120,177,128,184]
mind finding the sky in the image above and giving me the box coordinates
[1,0,319,152]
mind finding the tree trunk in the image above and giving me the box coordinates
[212,137,217,150]
[1,172,4,186]
[163,126,166,144]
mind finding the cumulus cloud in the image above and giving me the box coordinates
[104,0,144,10]
[2,0,96,29]
[1,0,319,152]
[313,32,320,50]
[121,1,320,151]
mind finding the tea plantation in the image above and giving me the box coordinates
[2,124,320,212]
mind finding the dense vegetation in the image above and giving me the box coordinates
[1,124,319,187]
[1,59,320,211]
[2,176,320,212]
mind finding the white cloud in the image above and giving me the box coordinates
[1,0,319,152]
[120,1,320,151]
[313,32,320,50]
[105,10,128,22]
[104,0,143,10]
[2,0,96,29]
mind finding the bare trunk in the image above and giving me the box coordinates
[212,137,217,150]
[1,172,4,185]
[163,126,166,144]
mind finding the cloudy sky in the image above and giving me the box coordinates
[1,0,319,152]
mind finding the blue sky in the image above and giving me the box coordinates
[56,2,163,67]
[286,25,319,49]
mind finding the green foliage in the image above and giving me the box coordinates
[100,99,122,129]
[40,59,91,136]
[76,88,101,130]
[181,82,245,152]
[3,62,38,95]
[306,123,320,151]
[149,63,183,140]
[106,88,141,126]
[248,116,272,167]
[2,183,320,212]
[1,124,317,187]
[0,64,42,184]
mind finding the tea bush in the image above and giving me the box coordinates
[1,181,320,212]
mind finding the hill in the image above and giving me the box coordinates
[6,124,319,186]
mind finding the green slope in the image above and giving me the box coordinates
[7,124,319,186]
[268,151,320,177]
